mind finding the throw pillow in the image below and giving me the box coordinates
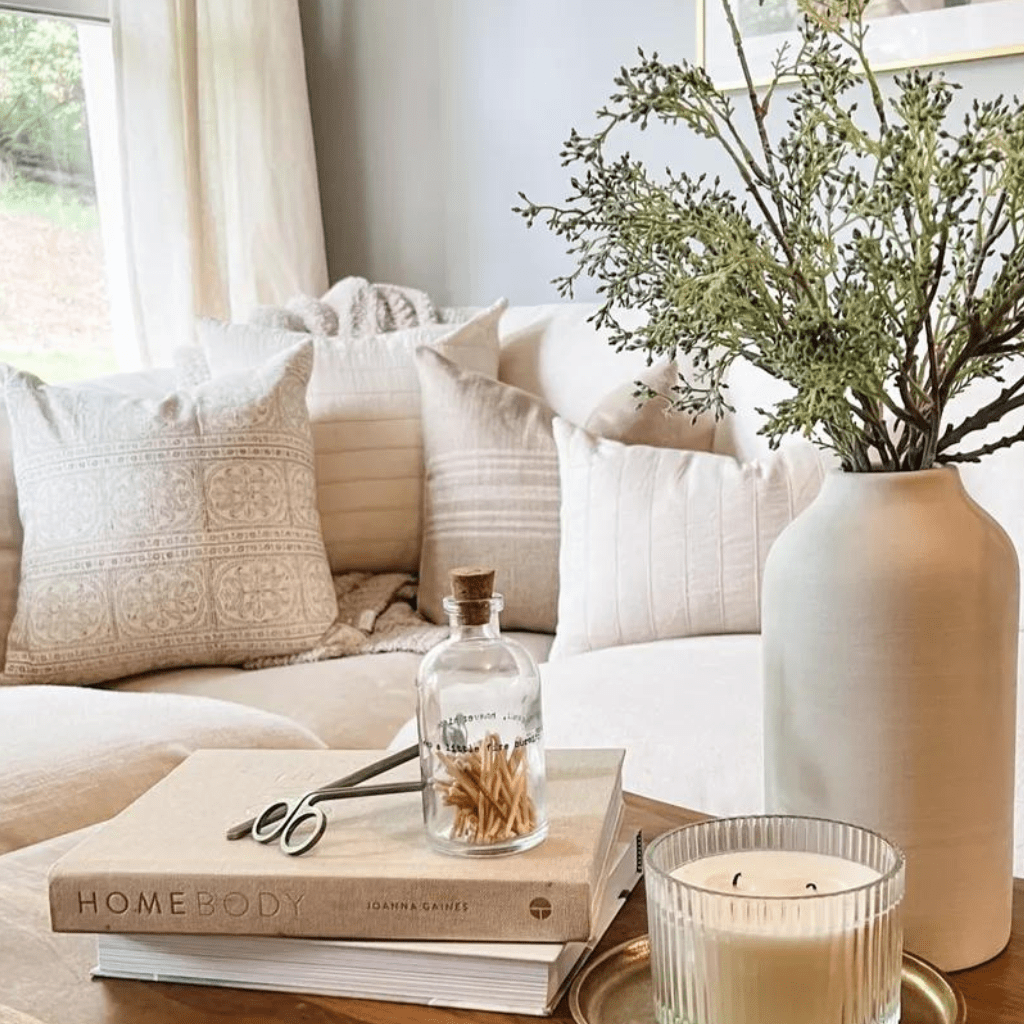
[584,357,715,450]
[415,347,560,633]
[0,368,181,674]
[1,342,337,686]
[414,349,722,634]
[549,417,828,659]
[197,299,506,574]
[491,303,716,449]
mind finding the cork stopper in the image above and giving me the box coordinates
[449,566,495,626]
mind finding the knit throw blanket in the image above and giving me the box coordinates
[242,277,448,669]
[249,275,438,338]
[244,573,449,670]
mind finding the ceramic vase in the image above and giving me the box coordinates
[762,467,1019,971]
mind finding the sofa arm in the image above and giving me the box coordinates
[0,685,325,855]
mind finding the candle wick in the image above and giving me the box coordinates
[732,872,742,887]
[806,882,818,891]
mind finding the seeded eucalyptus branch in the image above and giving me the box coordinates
[515,0,1024,471]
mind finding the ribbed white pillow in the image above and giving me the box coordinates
[198,300,506,574]
[550,418,828,658]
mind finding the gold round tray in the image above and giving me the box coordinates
[569,935,967,1024]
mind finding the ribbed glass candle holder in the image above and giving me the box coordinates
[645,815,905,1024]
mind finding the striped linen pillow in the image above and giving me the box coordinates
[415,347,560,632]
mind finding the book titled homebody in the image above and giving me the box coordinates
[91,832,642,1017]
[49,747,625,942]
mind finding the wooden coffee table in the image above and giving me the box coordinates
[1,794,1021,1023]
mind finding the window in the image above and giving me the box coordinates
[0,1,127,382]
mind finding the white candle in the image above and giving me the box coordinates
[662,851,894,1024]
[672,849,880,895]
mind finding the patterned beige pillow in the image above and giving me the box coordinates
[1,342,337,686]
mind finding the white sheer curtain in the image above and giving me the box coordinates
[110,0,328,367]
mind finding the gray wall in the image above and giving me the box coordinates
[298,0,1024,307]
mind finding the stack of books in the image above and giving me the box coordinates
[48,747,636,1016]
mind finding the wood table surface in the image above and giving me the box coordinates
[0,794,1020,1023]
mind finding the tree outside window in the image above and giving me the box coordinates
[0,10,118,382]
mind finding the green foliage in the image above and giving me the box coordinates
[0,346,116,384]
[0,174,97,230]
[0,12,90,181]
[516,0,1024,471]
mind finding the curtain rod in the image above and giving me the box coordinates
[0,1,108,24]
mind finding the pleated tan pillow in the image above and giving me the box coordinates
[549,417,828,658]
[198,301,505,574]
[1,342,337,686]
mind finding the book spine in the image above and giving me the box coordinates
[49,870,594,942]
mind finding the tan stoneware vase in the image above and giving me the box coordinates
[762,466,1019,972]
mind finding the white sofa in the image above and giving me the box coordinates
[0,302,1022,877]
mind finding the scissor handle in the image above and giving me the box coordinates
[251,793,329,856]
[251,799,295,844]
[278,805,328,856]
[249,780,425,855]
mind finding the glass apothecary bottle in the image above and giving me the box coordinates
[416,566,547,857]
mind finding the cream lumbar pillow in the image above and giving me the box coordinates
[583,357,716,451]
[549,416,828,659]
[1,342,337,687]
[197,299,507,575]
[414,348,719,634]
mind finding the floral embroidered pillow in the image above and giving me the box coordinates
[0,341,336,686]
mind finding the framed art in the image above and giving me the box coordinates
[698,0,1024,88]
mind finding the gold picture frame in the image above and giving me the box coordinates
[697,0,1024,89]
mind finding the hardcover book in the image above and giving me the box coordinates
[49,747,625,942]
[91,831,642,1017]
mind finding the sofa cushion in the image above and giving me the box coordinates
[543,634,1024,877]
[110,654,423,750]
[550,418,827,658]
[1,343,336,687]
[387,635,765,824]
[541,635,766,817]
[390,629,1024,876]
[112,631,552,749]
[0,685,325,855]
[196,301,505,575]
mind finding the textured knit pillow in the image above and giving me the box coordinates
[414,349,717,633]
[549,417,828,659]
[197,300,506,574]
[1,342,337,686]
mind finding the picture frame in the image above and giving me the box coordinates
[697,0,1024,89]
